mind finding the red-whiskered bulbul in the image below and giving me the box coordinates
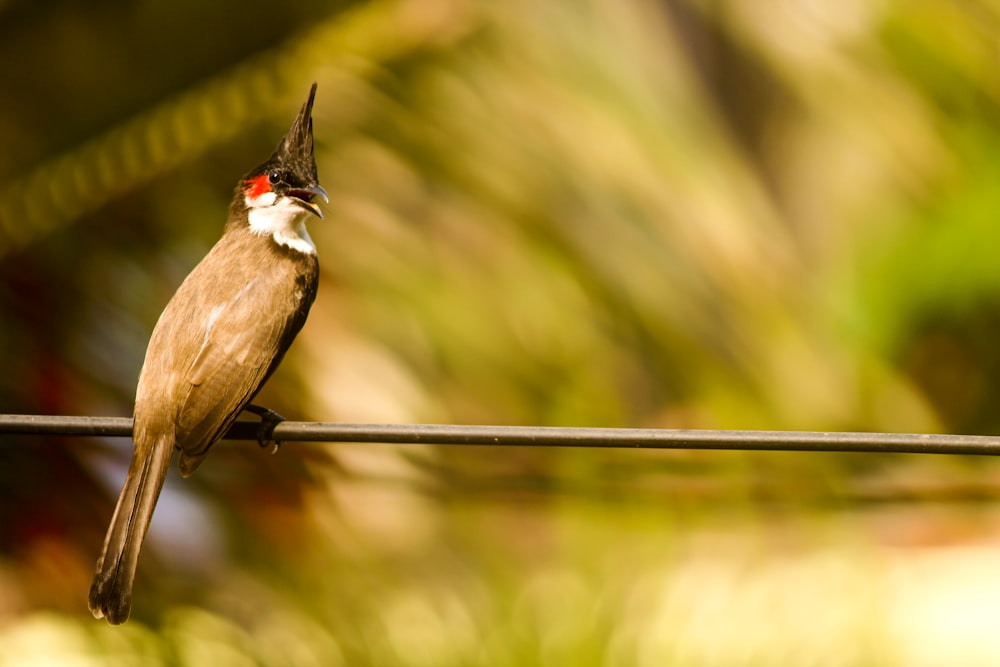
[89,84,327,625]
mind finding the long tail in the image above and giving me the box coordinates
[88,434,174,624]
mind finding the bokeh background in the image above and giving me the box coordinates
[4,0,1000,664]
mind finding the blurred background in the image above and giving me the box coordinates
[4,0,1000,664]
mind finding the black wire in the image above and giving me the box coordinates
[1,413,998,456]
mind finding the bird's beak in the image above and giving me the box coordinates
[287,184,329,219]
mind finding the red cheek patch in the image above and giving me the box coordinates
[244,174,271,200]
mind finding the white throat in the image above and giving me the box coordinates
[246,192,317,255]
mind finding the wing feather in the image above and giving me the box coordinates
[176,299,282,451]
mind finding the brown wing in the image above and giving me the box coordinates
[174,276,285,461]
[177,271,316,473]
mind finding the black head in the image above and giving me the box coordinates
[273,82,320,185]
[242,83,328,218]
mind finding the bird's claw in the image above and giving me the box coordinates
[243,404,285,453]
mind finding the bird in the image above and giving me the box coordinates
[89,84,327,625]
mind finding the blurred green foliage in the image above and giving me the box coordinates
[5,0,1000,664]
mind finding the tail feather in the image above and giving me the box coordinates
[88,434,174,625]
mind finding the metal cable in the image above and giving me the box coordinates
[1,413,998,456]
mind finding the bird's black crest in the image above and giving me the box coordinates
[271,83,319,183]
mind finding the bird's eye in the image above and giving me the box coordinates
[268,170,281,185]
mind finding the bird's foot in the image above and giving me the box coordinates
[243,404,285,453]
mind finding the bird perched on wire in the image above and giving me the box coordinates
[89,84,327,625]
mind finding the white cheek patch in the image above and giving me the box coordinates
[247,190,278,208]
[245,193,317,255]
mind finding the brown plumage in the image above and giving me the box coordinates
[89,85,325,624]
